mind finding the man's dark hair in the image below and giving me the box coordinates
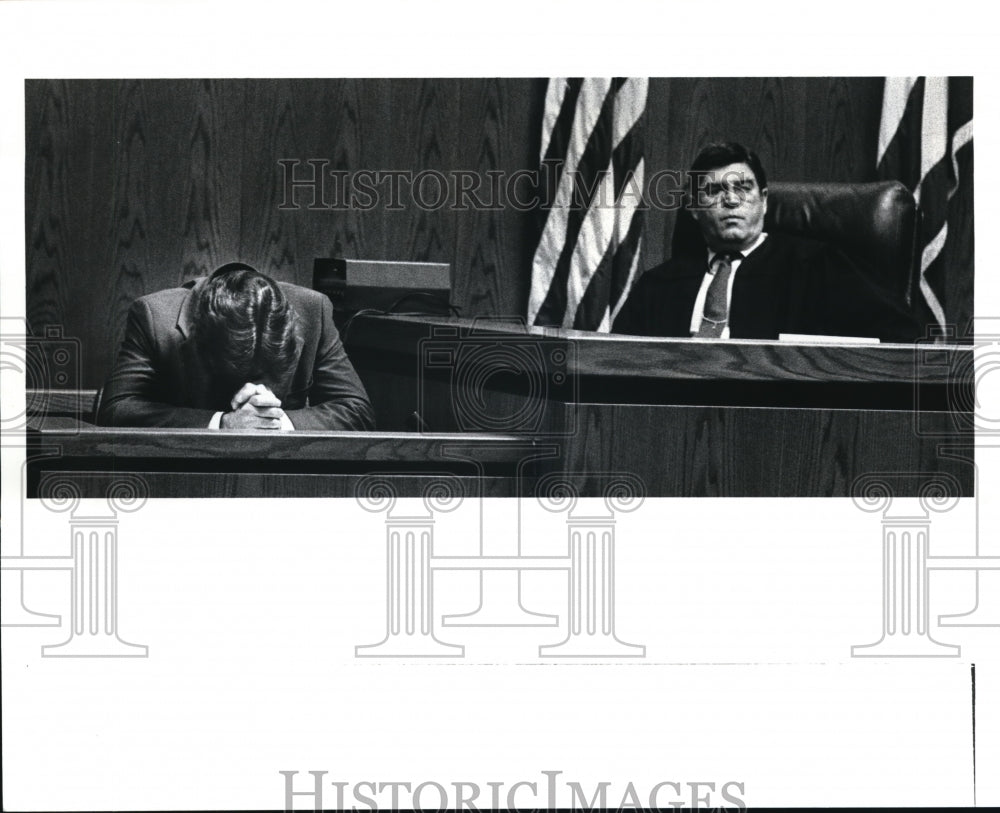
[688,141,768,192]
[193,263,301,396]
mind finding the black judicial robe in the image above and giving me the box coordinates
[612,234,918,343]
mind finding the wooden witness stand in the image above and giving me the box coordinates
[26,314,973,498]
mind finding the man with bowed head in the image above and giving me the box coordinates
[613,141,917,342]
[98,263,374,430]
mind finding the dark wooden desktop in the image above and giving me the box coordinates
[26,409,538,499]
[342,314,974,498]
[25,315,973,498]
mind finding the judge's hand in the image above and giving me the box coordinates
[220,383,288,430]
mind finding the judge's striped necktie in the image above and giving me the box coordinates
[695,251,741,338]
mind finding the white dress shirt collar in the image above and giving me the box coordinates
[706,230,768,267]
[690,232,769,338]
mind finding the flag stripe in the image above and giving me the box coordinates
[877,77,925,188]
[563,165,616,328]
[877,76,918,167]
[577,80,648,330]
[612,77,646,150]
[917,116,973,329]
[529,77,647,332]
[539,78,570,163]
[877,75,973,334]
[948,77,973,134]
[609,77,648,321]
[611,78,647,202]
[540,78,584,194]
[609,235,643,326]
[573,201,617,330]
[917,76,949,206]
[578,175,645,331]
[919,225,949,329]
[529,79,612,319]
[530,79,615,326]
[609,179,645,318]
[917,154,954,247]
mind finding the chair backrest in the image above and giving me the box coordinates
[670,180,919,306]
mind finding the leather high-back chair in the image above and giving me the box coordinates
[671,181,919,307]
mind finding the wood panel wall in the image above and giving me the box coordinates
[25,78,973,388]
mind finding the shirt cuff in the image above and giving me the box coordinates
[209,411,224,429]
[280,412,295,431]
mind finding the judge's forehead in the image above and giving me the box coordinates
[694,162,759,185]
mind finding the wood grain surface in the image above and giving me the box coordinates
[560,402,972,497]
[26,407,971,498]
[27,419,533,462]
[25,388,98,419]
[26,421,540,497]
[34,471,519,499]
[344,314,969,386]
[341,316,974,497]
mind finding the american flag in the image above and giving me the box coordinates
[528,78,648,332]
[876,76,973,333]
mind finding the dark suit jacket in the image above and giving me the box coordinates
[612,233,918,342]
[97,279,375,430]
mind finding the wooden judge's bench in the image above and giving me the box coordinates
[26,314,974,498]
